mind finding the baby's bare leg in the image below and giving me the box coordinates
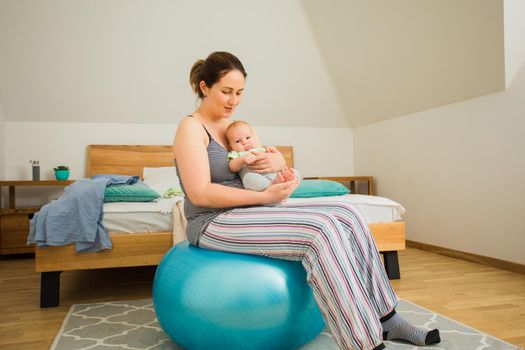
[272,172,285,184]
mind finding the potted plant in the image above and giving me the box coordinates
[54,165,70,180]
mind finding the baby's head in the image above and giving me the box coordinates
[225,120,261,152]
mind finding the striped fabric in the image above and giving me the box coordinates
[175,117,244,245]
[199,200,398,350]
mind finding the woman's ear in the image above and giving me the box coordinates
[199,81,208,98]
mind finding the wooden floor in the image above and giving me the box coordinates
[1,248,524,350]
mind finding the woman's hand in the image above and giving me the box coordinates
[248,151,286,173]
[261,176,299,205]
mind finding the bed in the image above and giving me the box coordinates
[35,145,405,308]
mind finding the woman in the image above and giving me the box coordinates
[174,51,440,350]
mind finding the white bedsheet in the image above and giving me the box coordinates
[103,200,187,246]
[285,194,405,223]
[102,201,176,233]
[102,194,405,235]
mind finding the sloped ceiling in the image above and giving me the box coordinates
[0,1,507,128]
[0,0,347,128]
[303,0,505,127]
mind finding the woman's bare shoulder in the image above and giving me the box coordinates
[175,116,208,148]
[178,115,200,128]
[177,116,206,135]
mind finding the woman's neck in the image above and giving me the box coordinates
[194,101,218,121]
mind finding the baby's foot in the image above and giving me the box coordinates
[282,168,296,182]
[272,172,285,184]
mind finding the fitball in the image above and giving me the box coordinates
[153,241,325,350]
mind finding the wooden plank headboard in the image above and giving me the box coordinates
[86,145,294,178]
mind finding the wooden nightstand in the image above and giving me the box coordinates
[0,180,74,255]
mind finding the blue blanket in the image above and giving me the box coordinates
[91,174,140,186]
[28,178,112,253]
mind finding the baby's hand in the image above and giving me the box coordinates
[266,146,278,153]
[244,153,257,164]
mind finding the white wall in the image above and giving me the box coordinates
[354,64,525,265]
[5,121,353,206]
[504,0,525,87]
[0,0,346,128]
[0,103,5,180]
[0,104,5,208]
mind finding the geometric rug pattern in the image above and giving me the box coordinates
[51,298,522,350]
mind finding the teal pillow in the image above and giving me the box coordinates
[104,183,160,203]
[290,180,350,198]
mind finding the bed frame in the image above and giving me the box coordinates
[35,145,405,308]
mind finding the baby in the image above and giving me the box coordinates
[225,120,298,191]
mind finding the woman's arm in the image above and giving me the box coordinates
[247,150,286,174]
[174,119,296,208]
[228,153,256,172]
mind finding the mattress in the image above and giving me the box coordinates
[285,194,405,223]
[102,194,405,234]
[103,202,175,233]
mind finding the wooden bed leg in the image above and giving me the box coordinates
[40,271,62,308]
[382,251,400,280]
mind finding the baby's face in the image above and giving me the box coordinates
[227,124,260,151]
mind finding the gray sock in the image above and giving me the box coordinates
[381,310,440,345]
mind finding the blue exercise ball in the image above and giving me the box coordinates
[153,241,325,350]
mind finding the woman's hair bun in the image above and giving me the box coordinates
[189,59,205,96]
[188,52,247,99]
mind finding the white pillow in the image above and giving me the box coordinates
[142,166,181,196]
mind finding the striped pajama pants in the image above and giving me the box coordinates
[198,201,398,350]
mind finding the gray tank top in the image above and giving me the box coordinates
[175,118,243,246]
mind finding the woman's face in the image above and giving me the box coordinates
[201,70,245,118]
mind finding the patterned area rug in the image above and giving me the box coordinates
[51,299,521,350]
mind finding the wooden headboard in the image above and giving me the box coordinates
[86,145,294,178]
